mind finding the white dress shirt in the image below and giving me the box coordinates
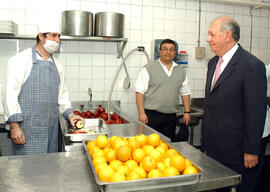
[263,64,270,138]
[211,44,239,86]
[135,58,191,96]
[2,48,72,127]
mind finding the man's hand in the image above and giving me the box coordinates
[244,153,258,168]
[138,113,148,124]
[182,113,190,126]
[10,122,25,145]
[68,114,85,127]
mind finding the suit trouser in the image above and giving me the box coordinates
[224,163,258,192]
[145,109,176,141]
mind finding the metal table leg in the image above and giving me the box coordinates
[190,124,194,145]
[229,186,237,192]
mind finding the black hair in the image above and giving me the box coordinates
[160,39,176,50]
[36,33,48,43]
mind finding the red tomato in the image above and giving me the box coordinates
[85,110,92,117]
[93,111,99,117]
[74,110,80,115]
[112,113,119,120]
[101,113,108,120]
[115,119,122,124]
[73,131,87,134]
[98,105,105,113]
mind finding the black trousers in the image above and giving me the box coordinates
[145,109,176,141]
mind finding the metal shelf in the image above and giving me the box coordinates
[0,34,128,58]
[198,0,270,9]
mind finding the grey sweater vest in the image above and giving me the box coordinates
[144,60,186,114]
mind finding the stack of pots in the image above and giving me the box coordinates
[61,10,124,38]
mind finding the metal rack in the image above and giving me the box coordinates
[0,34,128,58]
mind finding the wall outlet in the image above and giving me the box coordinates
[195,47,206,59]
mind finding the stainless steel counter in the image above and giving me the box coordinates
[0,142,240,192]
[0,100,241,191]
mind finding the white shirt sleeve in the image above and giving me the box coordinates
[180,74,191,96]
[135,67,150,94]
[2,49,32,122]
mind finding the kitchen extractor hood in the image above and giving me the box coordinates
[198,0,270,8]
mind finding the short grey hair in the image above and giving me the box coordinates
[220,18,240,42]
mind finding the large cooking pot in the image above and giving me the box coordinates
[62,10,93,36]
[95,12,124,38]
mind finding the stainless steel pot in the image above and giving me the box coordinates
[95,12,124,38]
[62,10,93,36]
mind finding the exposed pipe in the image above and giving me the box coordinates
[249,7,253,53]
[107,46,150,121]
[197,0,202,47]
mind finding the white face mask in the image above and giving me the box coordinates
[43,40,60,53]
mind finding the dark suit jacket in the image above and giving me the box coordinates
[202,44,267,164]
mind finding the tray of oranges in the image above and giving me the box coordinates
[83,133,201,192]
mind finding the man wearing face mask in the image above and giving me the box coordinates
[2,23,84,155]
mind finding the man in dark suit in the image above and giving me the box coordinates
[202,16,267,192]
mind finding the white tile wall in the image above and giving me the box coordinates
[0,0,270,117]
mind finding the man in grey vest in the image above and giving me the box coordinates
[135,39,191,141]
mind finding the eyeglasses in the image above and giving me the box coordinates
[161,48,176,52]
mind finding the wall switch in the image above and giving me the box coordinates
[195,47,206,59]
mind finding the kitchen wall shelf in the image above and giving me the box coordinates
[0,34,128,58]
[198,0,270,9]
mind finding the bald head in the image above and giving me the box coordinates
[213,16,240,42]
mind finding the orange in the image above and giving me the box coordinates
[163,166,179,177]
[110,172,126,182]
[164,149,179,158]
[163,157,171,167]
[96,135,109,149]
[133,166,147,178]
[142,155,157,172]
[93,156,107,167]
[128,138,141,152]
[92,150,105,159]
[89,146,101,157]
[149,149,162,162]
[109,160,123,170]
[122,137,128,142]
[105,149,116,163]
[117,165,130,176]
[159,142,168,151]
[94,162,108,174]
[148,169,163,178]
[125,160,138,171]
[110,136,121,147]
[114,139,128,150]
[87,140,96,151]
[185,159,193,167]
[132,148,146,163]
[183,166,198,175]
[170,155,186,172]
[142,145,155,155]
[127,170,142,180]
[116,145,131,162]
[109,135,119,145]
[98,166,114,182]
[136,134,147,146]
[103,146,110,154]
[147,133,160,147]
[156,146,166,154]
[157,162,166,172]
